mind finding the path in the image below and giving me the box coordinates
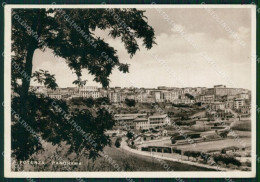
[121,138,231,171]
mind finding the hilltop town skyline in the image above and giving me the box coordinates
[30,84,251,90]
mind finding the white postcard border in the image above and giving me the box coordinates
[4,4,257,178]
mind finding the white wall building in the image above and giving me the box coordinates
[234,98,244,110]
[79,86,100,98]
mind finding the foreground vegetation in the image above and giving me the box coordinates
[15,138,216,171]
[75,140,216,171]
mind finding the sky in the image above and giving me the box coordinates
[31,7,253,90]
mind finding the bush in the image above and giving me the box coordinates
[213,154,241,167]
[184,151,191,160]
[184,151,200,161]
[190,151,200,161]
[83,97,95,107]
[126,131,134,140]
[115,137,122,148]
[125,98,136,107]
[172,148,182,155]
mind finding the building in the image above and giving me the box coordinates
[115,116,136,130]
[213,85,247,97]
[115,113,147,130]
[136,133,160,142]
[161,91,179,102]
[79,86,100,99]
[114,113,147,119]
[151,91,162,102]
[48,93,62,99]
[209,102,225,111]
[80,86,98,92]
[227,95,236,101]
[114,113,170,130]
[225,101,234,109]
[134,118,150,130]
[108,91,121,103]
[148,114,170,128]
[197,95,215,103]
[237,93,249,100]
[234,98,244,110]
[214,85,226,88]
[240,105,251,117]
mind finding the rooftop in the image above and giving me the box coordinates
[134,118,148,122]
[149,114,167,119]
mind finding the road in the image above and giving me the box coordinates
[120,138,228,171]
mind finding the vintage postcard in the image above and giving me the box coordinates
[4,4,256,178]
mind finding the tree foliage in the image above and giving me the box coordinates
[11,8,155,161]
[31,69,58,90]
[213,154,241,167]
[12,93,115,161]
[126,131,134,140]
[12,8,155,90]
[125,98,136,107]
[185,93,195,100]
[115,137,122,148]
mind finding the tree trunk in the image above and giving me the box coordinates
[19,44,37,118]
[19,11,41,119]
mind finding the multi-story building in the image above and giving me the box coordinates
[115,113,147,130]
[227,95,236,101]
[99,89,109,98]
[234,98,245,110]
[80,86,98,92]
[134,118,150,130]
[161,91,179,102]
[241,105,251,116]
[161,91,171,102]
[211,85,248,97]
[79,86,100,99]
[48,92,62,99]
[114,113,170,130]
[183,87,192,94]
[108,91,121,103]
[148,114,170,128]
[214,85,226,88]
[209,102,225,111]
[237,93,249,100]
[151,91,162,102]
[197,95,215,103]
[225,101,234,109]
[115,116,136,130]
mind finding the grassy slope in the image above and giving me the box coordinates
[81,143,216,171]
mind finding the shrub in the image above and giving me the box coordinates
[125,98,136,107]
[83,97,95,107]
[184,151,191,160]
[213,154,241,167]
[190,151,201,161]
[126,131,134,140]
[172,148,182,155]
[115,137,122,148]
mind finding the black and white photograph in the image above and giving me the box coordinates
[3,4,256,178]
